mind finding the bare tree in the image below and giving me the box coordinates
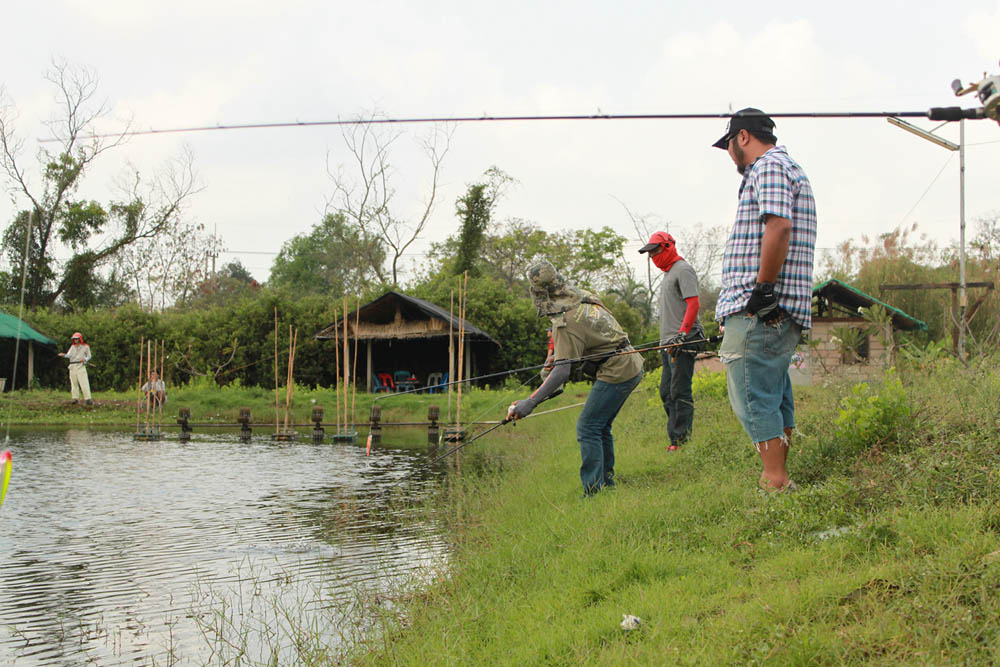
[326,114,452,286]
[0,60,200,308]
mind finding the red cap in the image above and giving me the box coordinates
[638,231,675,254]
[71,332,83,340]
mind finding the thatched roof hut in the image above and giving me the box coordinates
[315,291,500,392]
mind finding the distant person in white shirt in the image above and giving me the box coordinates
[141,371,167,409]
[57,332,92,406]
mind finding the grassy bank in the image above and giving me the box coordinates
[0,378,522,428]
[354,358,1000,664]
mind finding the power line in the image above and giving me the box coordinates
[49,109,936,142]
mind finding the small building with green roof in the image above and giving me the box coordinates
[807,278,926,377]
[0,310,58,390]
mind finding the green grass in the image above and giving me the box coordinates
[351,357,1000,665]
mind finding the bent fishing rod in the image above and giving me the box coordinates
[374,334,723,401]
[383,390,570,493]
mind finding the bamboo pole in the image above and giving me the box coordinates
[159,339,165,431]
[151,340,159,431]
[136,336,143,434]
[351,298,360,426]
[343,298,349,434]
[274,308,279,434]
[285,326,298,430]
[333,305,341,434]
[448,290,454,423]
[145,339,153,432]
[457,272,467,433]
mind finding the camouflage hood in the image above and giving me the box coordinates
[527,259,587,317]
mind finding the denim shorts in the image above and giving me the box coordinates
[719,312,802,444]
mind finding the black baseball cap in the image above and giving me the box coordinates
[712,108,776,149]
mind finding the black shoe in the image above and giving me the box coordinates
[71,399,79,405]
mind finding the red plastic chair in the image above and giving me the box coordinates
[377,373,396,392]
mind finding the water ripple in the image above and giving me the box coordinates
[0,428,451,664]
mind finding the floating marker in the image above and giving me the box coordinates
[0,450,11,510]
[365,433,372,456]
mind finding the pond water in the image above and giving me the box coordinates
[0,427,454,664]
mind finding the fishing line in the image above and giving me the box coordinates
[373,334,721,402]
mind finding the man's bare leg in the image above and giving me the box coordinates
[757,431,791,490]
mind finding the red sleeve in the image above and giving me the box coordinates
[680,296,700,333]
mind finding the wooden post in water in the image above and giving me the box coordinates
[428,404,440,443]
[369,404,382,444]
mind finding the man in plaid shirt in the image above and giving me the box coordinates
[713,108,816,492]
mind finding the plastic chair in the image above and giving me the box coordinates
[394,370,417,392]
[377,372,396,393]
[425,372,443,393]
[372,374,391,393]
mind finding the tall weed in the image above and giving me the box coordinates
[796,371,912,484]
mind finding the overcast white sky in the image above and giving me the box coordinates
[2,0,999,284]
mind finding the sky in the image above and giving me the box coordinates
[1,0,999,285]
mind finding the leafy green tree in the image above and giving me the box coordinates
[182,260,260,309]
[453,167,513,277]
[268,213,386,295]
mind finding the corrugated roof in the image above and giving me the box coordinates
[0,311,57,345]
[813,279,927,331]
[315,290,500,344]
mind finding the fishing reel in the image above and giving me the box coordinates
[928,63,1000,125]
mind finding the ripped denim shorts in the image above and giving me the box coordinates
[719,311,802,444]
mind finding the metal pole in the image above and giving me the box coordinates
[958,118,967,362]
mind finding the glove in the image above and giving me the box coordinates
[664,332,685,358]
[509,399,535,420]
[665,331,702,357]
[746,282,780,322]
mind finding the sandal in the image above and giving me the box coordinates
[758,479,798,494]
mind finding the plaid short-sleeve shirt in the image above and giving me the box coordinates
[715,146,817,329]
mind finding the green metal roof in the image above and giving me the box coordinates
[0,311,58,345]
[813,278,927,331]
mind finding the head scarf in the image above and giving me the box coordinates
[641,232,683,272]
[526,259,584,317]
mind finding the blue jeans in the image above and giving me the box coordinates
[720,312,801,444]
[576,371,643,495]
[659,350,695,446]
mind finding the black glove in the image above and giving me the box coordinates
[746,282,780,322]
[666,331,702,357]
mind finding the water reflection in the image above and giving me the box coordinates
[0,428,451,664]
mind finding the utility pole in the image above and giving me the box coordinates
[887,116,967,361]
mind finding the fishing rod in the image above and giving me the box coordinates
[61,109,939,142]
[383,390,569,493]
[374,334,723,401]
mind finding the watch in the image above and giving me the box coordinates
[756,281,774,295]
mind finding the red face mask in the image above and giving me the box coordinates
[651,242,681,272]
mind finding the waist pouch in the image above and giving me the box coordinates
[581,340,631,380]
